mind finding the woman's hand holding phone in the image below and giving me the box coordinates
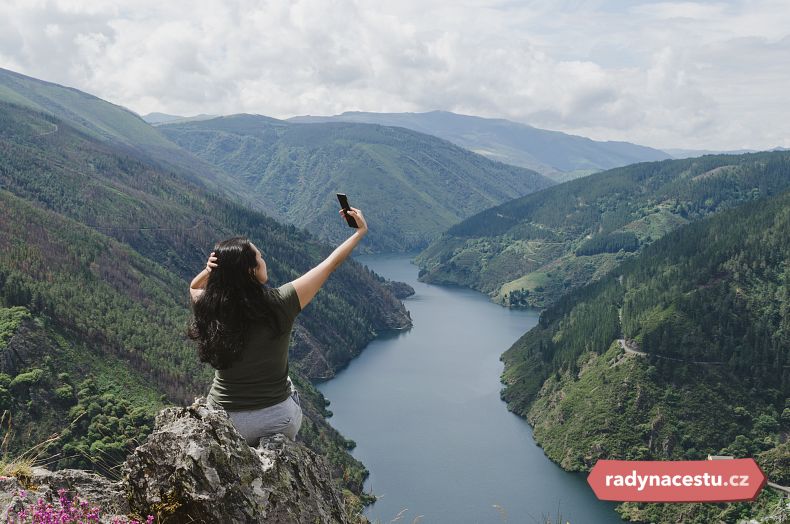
[339,207,368,236]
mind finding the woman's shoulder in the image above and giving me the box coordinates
[273,281,302,322]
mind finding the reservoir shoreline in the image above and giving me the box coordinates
[317,253,623,523]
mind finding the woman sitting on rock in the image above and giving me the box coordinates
[187,207,368,445]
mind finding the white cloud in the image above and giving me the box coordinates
[0,0,788,150]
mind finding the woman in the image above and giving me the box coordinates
[187,206,368,445]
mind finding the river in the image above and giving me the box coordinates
[316,253,623,523]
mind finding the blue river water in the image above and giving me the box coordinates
[316,253,623,523]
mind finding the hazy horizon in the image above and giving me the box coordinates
[138,107,785,155]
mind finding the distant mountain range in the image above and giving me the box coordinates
[666,146,789,159]
[289,110,672,180]
[143,112,218,125]
[158,114,554,252]
[147,109,789,178]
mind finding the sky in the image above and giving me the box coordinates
[0,0,788,150]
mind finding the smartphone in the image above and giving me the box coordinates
[336,193,359,228]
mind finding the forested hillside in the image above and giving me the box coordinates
[290,110,671,180]
[0,101,410,508]
[159,114,554,252]
[500,190,790,523]
[416,151,790,308]
[0,67,251,203]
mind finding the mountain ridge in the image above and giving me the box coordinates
[0,67,259,207]
[415,151,790,309]
[159,113,554,252]
[288,109,671,179]
[142,112,218,125]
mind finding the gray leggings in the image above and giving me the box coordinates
[210,387,303,445]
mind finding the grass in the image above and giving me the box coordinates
[501,270,551,296]
[0,406,96,486]
[1,410,38,487]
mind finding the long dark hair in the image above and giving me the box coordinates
[188,237,286,369]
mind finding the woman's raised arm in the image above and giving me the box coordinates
[291,207,368,310]
[189,251,218,302]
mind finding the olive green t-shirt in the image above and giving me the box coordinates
[207,282,302,411]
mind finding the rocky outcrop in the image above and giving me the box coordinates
[1,397,364,523]
[0,467,128,522]
[123,397,359,523]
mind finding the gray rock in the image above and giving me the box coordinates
[0,467,127,523]
[1,397,364,523]
[122,396,358,523]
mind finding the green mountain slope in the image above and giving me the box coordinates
[0,67,169,150]
[0,101,411,384]
[0,304,162,468]
[289,110,671,180]
[0,101,410,508]
[0,67,255,205]
[415,151,790,308]
[159,114,554,252]
[499,191,790,523]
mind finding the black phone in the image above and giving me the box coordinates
[336,193,359,228]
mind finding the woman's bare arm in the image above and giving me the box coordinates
[190,252,217,302]
[291,207,368,310]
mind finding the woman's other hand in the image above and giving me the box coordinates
[339,207,368,236]
[191,251,217,302]
[206,251,218,272]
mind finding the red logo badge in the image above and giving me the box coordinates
[587,459,767,502]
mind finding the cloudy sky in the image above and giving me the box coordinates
[1,0,788,150]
